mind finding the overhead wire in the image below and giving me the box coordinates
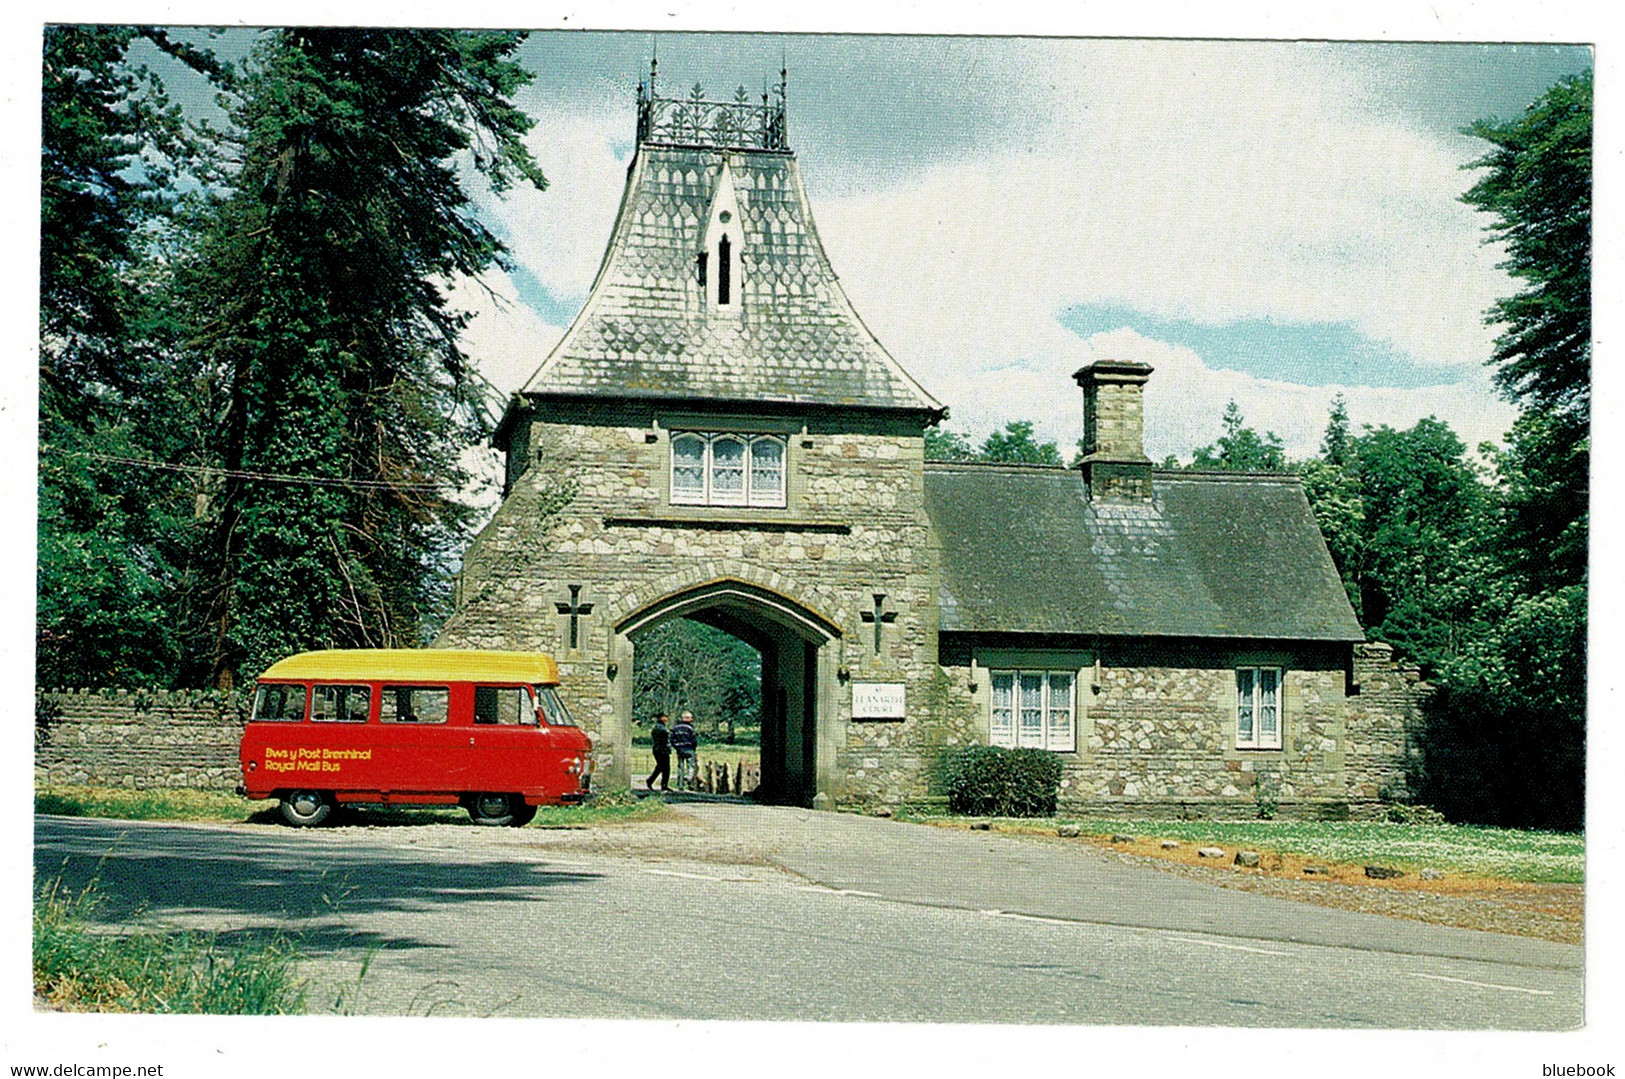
[52,448,454,493]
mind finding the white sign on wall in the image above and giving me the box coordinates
[851,682,906,720]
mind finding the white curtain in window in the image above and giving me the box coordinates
[749,437,785,506]
[1046,672,1075,752]
[1236,668,1256,745]
[990,672,1015,747]
[1018,673,1045,748]
[1258,668,1280,746]
[710,437,747,503]
[672,434,706,502]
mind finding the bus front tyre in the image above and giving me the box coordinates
[280,790,332,827]
[467,792,519,826]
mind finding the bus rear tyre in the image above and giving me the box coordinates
[280,790,332,827]
[510,802,538,828]
[467,792,518,826]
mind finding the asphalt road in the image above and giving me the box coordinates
[33,812,1582,1027]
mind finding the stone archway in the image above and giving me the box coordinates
[604,578,844,807]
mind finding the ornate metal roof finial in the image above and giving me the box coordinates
[636,61,791,151]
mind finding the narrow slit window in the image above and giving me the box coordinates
[696,250,707,289]
[717,234,731,305]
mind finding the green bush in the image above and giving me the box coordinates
[941,745,1061,817]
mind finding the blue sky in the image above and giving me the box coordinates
[93,27,1590,461]
[435,32,1591,461]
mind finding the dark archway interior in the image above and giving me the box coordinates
[623,586,831,807]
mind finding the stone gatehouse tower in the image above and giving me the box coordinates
[441,65,1424,815]
[440,66,951,806]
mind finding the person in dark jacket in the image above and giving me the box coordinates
[671,711,699,790]
[646,713,671,793]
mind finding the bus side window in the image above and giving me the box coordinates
[253,684,307,722]
[380,685,449,724]
[312,684,371,723]
[474,686,533,725]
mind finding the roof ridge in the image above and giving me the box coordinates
[1157,469,1302,484]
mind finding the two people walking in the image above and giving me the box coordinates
[646,710,699,792]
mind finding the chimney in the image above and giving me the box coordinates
[1074,359,1154,501]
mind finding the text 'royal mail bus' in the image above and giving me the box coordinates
[238,650,592,827]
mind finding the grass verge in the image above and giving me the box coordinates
[907,814,1582,884]
[36,784,669,828]
[34,877,306,1013]
[36,786,256,823]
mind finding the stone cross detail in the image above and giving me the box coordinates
[860,592,897,654]
[555,585,594,650]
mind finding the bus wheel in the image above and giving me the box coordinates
[467,793,517,826]
[510,802,538,828]
[280,790,332,827]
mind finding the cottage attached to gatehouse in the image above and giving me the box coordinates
[438,64,1423,816]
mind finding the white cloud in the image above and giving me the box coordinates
[448,273,565,401]
[496,97,632,302]
[808,41,1518,455]
[469,40,1527,460]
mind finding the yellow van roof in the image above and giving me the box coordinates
[258,649,560,685]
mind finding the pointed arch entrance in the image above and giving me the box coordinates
[605,579,843,807]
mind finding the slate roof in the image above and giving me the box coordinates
[517,145,943,415]
[926,464,1363,642]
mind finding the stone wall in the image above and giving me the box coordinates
[35,688,248,789]
[440,404,946,804]
[1345,641,1429,809]
[932,639,1427,819]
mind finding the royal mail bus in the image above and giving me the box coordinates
[238,650,591,827]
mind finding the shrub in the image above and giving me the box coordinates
[1383,802,1448,826]
[941,745,1061,817]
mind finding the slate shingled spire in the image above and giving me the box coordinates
[514,67,944,416]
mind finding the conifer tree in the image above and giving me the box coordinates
[177,29,546,682]
[37,26,207,685]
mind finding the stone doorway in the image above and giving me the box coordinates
[607,580,842,807]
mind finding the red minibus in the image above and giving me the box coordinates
[238,649,592,827]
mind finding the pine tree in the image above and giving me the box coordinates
[177,29,546,682]
[37,26,207,685]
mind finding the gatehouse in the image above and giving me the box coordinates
[438,64,1423,815]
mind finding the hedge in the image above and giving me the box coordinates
[941,745,1061,817]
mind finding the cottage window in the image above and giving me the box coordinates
[1235,667,1282,749]
[990,670,1075,752]
[669,432,787,508]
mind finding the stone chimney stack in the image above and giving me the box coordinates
[1074,359,1154,501]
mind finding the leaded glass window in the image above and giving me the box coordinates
[668,432,788,508]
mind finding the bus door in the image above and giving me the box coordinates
[304,682,374,789]
[375,683,461,794]
[470,684,546,793]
